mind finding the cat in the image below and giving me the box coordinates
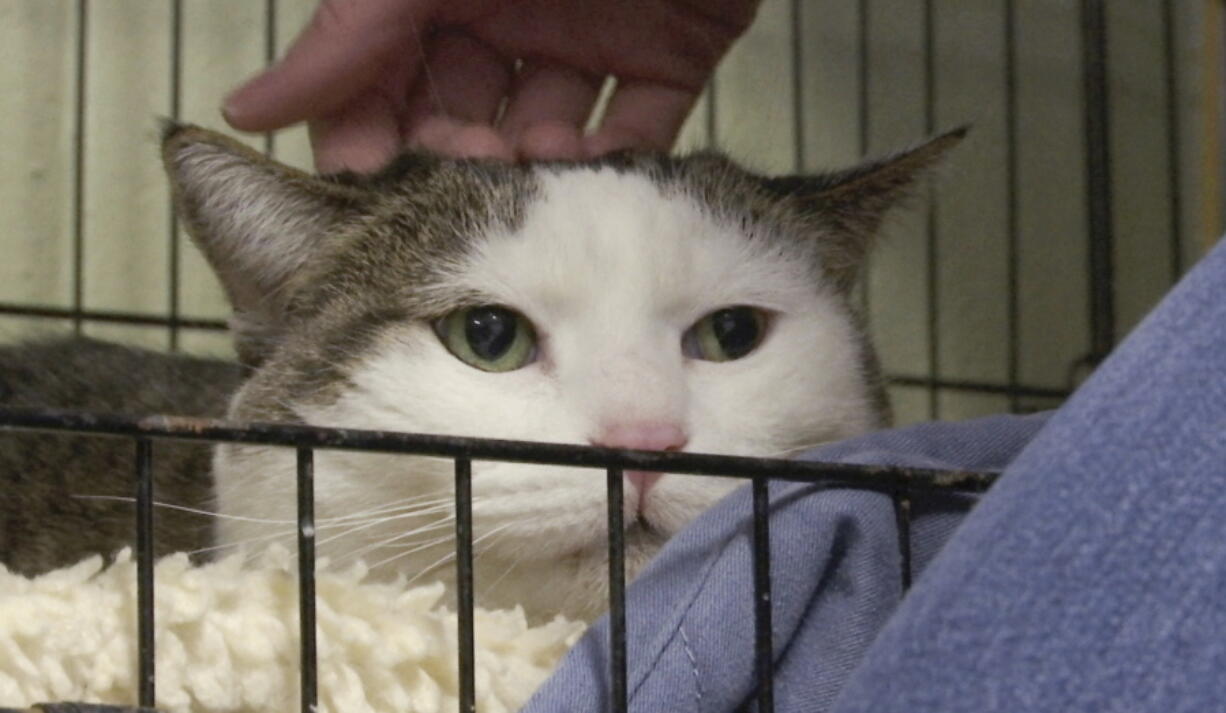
[0,122,961,621]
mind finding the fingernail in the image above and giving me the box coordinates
[220,73,269,129]
[221,88,248,128]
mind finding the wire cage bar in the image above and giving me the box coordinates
[891,491,914,592]
[751,478,775,713]
[0,405,998,713]
[453,458,477,713]
[134,438,156,709]
[605,469,628,713]
[295,448,317,713]
[1079,0,1117,368]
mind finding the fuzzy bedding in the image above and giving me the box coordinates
[0,548,584,713]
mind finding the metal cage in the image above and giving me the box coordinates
[0,406,996,713]
[0,0,1221,711]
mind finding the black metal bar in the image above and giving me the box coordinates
[1161,0,1184,281]
[296,448,317,713]
[264,0,277,156]
[265,0,277,63]
[454,458,476,713]
[891,490,913,592]
[791,0,804,172]
[606,468,627,713]
[706,75,718,150]
[1080,0,1116,362]
[72,0,88,336]
[751,477,774,713]
[857,0,872,313]
[1004,0,1021,413]
[923,0,940,420]
[0,407,1001,492]
[857,0,869,158]
[168,0,183,352]
[0,303,228,330]
[134,438,155,708]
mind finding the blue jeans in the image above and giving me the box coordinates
[523,236,1226,713]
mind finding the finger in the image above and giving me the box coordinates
[402,32,513,131]
[308,46,419,173]
[585,80,699,156]
[412,116,515,161]
[515,121,585,161]
[499,62,602,142]
[447,123,518,160]
[308,86,404,173]
[223,0,432,132]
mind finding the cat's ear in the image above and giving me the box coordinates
[161,122,367,364]
[765,127,966,293]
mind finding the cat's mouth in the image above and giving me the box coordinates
[501,518,667,567]
[628,515,658,537]
[603,520,668,557]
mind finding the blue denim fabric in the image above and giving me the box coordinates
[523,238,1226,713]
[831,240,1226,713]
[522,413,1048,713]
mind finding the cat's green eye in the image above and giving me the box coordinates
[683,306,768,362]
[436,305,538,372]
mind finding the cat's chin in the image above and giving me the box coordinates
[527,519,667,560]
[472,525,670,623]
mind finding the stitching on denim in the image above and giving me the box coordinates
[626,493,752,702]
[679,623,703,706]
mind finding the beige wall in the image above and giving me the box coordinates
[0,0,1220,424]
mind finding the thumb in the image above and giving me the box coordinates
[223,0,435,131]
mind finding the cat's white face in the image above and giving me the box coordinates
[164,124,957,621]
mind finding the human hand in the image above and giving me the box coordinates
[222,0,759,172]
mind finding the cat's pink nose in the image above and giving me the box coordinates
[591,423,688,500]
[594,422,689,452]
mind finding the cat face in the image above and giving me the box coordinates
[163,124,960,620]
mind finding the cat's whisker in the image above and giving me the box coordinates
[483,549,528,596]
[186,514,450,561]
[316,489,490,539]
[359,531,460,574]
[187,533,290,557]
[392,522,515,586]
[316,506,456,552]
[314,510,451,544]
[190,509,461,561]
[70,494,296,524]
[319,495,459,525]
[328,514,459,566]
[71,489,477,525]
[185,520,315,556]
[182,492,480,560]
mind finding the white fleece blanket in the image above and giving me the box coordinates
[0,548,584,713]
